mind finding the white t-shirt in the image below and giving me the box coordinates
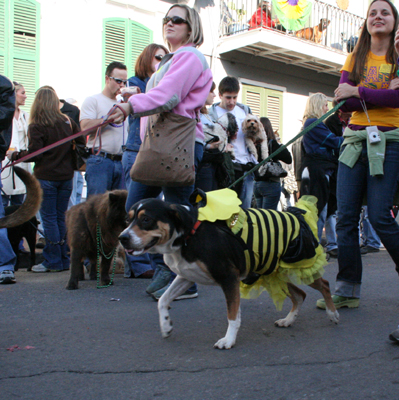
[215,105,257,164]
[80,93,127,155]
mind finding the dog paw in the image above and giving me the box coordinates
[327,309,340,324]
[214,337,235,350]
[160,319,173,338]
[66,282,78,290]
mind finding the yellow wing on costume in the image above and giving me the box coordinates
[197,189,242,222]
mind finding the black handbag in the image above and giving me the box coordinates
[257,140,288,179]
[72,140,89,171]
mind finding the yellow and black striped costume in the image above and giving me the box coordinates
[197,189,327,310]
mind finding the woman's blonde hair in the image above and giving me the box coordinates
[13,81,24,92]
[303,93,327,122]
[30,87,66,127]
[163,4,204,49]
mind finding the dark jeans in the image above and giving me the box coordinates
[38,179,72,271]
[254,180,281,210]
[335,142,399,298]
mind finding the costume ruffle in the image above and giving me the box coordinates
[240,195,327,310]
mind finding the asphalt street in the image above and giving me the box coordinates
[1,249,399,400]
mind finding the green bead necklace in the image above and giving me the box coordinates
[96,221,117,289]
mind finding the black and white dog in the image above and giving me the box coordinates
[119,193,339,349]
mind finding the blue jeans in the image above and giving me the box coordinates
[361,206,381,249]
[239,172,255,209]
[68,171,84,209]
[0,181,16,272]
[2,193,24,208]
[254,180,281,210]
[122,149,154,277]
[336,142,399,298]
[39,179,72,271]
[126,142,204,210]
[325,213,338,251]
[85,154,125,198]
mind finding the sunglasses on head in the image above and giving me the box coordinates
[109,76,127,85]
[154,54,164,61]
[163,16,189,25]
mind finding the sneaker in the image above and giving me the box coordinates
[389,329,399,342]
[145,264,173,295]
[151,283,198,301]
[327,248,338,258]
[316,295,359,310]
[35,237,46,249]
[32,263,49,273]
[0,270,16,284]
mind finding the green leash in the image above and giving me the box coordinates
[228,100,346,190]
[96,221,117,289]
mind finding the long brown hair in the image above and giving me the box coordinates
[30,87,66,127]
[349,0,398,84]
[135,43,169,80]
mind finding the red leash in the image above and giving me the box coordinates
[2,104,127,171]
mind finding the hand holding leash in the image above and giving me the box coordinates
[108,102,132,124]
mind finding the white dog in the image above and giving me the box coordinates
[203,112,237,159]
[241,114,268,161]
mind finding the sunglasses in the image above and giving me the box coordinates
[154,54,164,61]
[109,76,127,85]
[163,16,189,25]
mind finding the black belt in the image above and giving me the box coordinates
[95,151,122,161]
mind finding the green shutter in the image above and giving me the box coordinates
[103,18,152,84]
[128,21,152,75]
[104,18,126,74]
[242,84,284,139]
[0,0,6,75]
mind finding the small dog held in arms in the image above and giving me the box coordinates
[119,189,339,349]
[203,112,238,159]
[241,114,269,161]
[65,190,128,290]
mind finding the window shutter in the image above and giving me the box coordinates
[11,0,39,111]
[103,18,153,82]
[128,21,152,75]
[266,95,281,133]
[0,0,5,75]
[242,84,284,139]
[104,19,126,72]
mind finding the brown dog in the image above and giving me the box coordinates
[241,114,269,161]
[295,18,330,44]
[65,190,128,290]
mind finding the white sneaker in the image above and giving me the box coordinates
[0,270,16,284]
[32,264,49,273]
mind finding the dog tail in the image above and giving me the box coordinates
[0,166,43,228]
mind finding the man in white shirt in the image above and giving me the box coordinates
[80,62,128,197]
[208,76,256,208]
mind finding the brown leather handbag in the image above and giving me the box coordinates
[130,112,197,187]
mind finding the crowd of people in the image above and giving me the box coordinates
[1,0,399,341]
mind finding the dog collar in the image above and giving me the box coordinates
[185,220,202,241]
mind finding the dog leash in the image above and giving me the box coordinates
[228,100,346,190]
[1,104,126,172]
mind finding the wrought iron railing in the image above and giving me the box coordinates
[220,0,365,53]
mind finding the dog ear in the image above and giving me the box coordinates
[169,204,197,233]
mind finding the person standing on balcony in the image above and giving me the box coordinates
[249,0,276,30]
[315,1,399,320]
[208,76,257,208]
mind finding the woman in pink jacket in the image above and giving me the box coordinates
[111,4,213,300]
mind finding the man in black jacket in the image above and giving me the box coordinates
[0,75,17,284]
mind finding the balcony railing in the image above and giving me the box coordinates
[220,0,365,54]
